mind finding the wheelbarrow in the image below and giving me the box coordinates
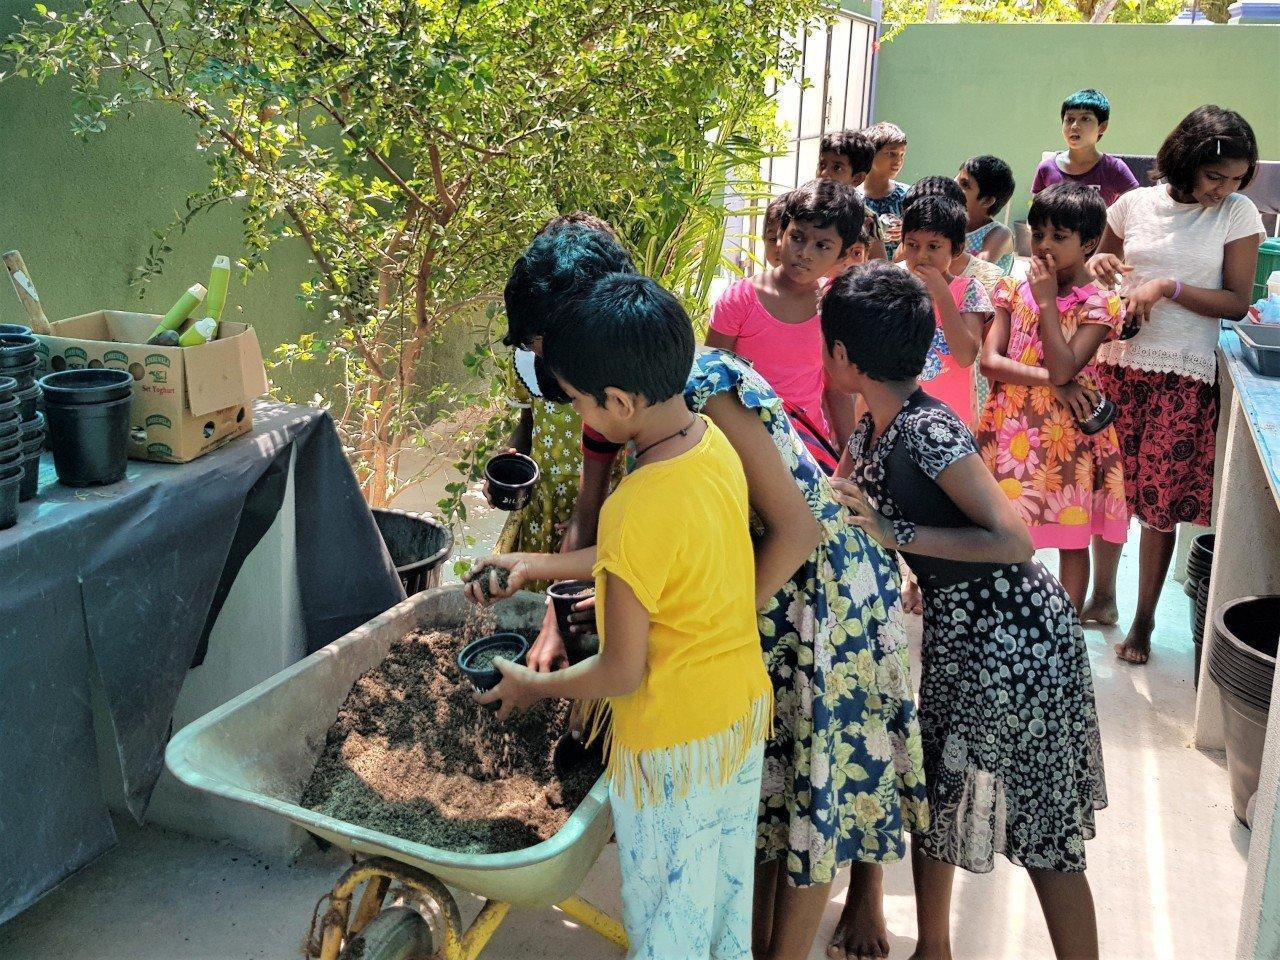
[165,586,626,960]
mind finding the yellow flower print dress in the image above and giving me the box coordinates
[976,279,1129,551]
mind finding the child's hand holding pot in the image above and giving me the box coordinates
[1052,382,1097,422]
[481,447,521,508]
[566,593,596,636]
[474,658,544,721]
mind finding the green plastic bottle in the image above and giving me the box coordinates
[149,283,206,340]
[205,256,231,322]
[178,317,219,347]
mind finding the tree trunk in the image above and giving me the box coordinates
[1090,0,1120,21]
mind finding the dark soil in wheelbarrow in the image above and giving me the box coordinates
[301,627,599,855]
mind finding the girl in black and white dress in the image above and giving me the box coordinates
[820,262,1106,960]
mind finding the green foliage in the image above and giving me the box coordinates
[882,0,1190,30]
[2,0,822,515]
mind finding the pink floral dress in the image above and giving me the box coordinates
[976,279,1129,551]
[920,274,992,425]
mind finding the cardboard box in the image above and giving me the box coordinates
[36,311,269,463]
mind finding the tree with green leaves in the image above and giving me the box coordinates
[3,0,818,514]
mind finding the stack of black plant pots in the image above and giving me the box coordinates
[1184,533,1215,686]
[0,376,22,529]
[39,368,134,487]
[1208,595,1280,826]
[0,332,45,527]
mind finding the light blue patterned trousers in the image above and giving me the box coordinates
[609,743,764,960]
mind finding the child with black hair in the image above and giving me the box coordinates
[762,192,792,268]
[859,122,910,257]
[497,219,635,660]
[494,217,634,563]
[469,274,772,959]
[977,183,1129,613]
[899,196,992,424]
[818,130,889,261]
[709,179,866,467]
[1086,105,1264,664]
[1032,89,1139,207]
[957,155,1017,274]
[822,261,1106,960]
[902,176,1004,296]
[818,129,876,188]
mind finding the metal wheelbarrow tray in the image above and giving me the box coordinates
[165,586,614,910]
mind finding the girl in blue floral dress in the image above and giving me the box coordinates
[686,350,928,958]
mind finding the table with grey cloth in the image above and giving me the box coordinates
[0,400,405,924]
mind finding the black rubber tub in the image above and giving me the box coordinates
[370,508,454,596]
[1209,595,1279,825]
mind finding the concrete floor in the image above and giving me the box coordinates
[0,520,1250,960]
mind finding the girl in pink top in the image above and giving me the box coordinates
[898,196,992,423]
[708,180,866,468]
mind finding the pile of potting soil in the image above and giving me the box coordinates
[300,623,599,855]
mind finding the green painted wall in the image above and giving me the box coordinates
[874,24,1280,223]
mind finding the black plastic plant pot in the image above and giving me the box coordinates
[18,439,41,502]
[14,383,39,422]
[9,357,39,391]
[0,443,20,473]
[484,452,540,510]
[1077,395,1117,436]
[0,415,20,453]
[0,323,32,337]
[20,412,43,444]
[548,579,598,663]
[39,368,134,406]
[0,333,39,370]
[45,393,132,488]
[457,632,530,694]
[0,463,21,530]
[0,375,15,404]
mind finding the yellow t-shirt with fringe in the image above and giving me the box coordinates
[585,417,772,807]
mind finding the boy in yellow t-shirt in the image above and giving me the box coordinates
[467,274,770,959]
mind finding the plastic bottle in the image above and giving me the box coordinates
[205,256,231,322]
[178,317,219,347]
[149,283,207,340]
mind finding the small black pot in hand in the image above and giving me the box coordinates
[1076,392,1117,436]
[484,452,539,510]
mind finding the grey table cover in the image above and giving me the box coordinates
[0,400,405,924]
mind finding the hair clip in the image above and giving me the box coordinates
[1216,137,1222,156]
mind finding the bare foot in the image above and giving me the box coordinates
[902,576,923,617]
[827,870,889,959]
[1080,594,1119,626]
[1115,618,1152,664]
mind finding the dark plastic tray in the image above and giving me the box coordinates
[1234,322,1280,378]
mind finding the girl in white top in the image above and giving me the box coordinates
[1083,105,1264,665]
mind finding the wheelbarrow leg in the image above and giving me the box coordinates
[350,874,392,937]
[556,896,629,950]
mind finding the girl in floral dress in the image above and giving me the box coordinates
[684,350,926,960]
[977,184,1129,612]
[823,262,1106,960]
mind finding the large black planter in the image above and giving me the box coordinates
[370,508,454,596]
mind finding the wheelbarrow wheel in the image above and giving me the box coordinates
[338,906,433,960]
